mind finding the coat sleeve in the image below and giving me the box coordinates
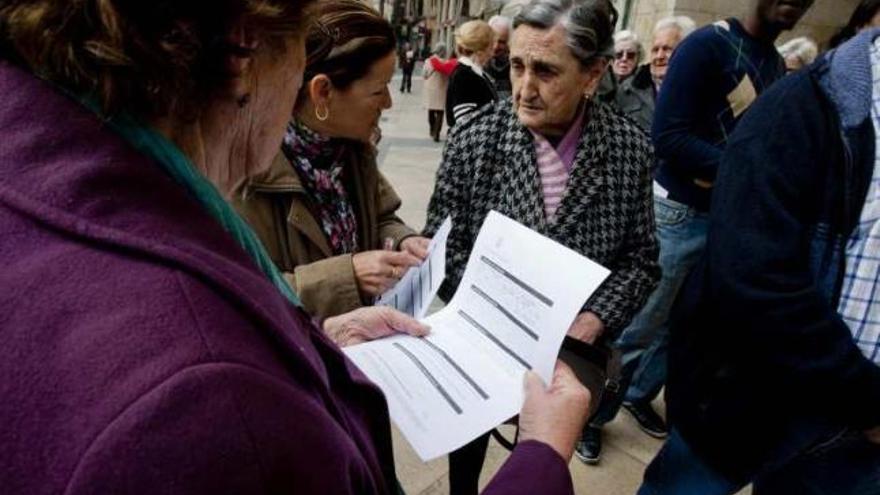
[64,364,389,495]
[652,33,723,182]
[423,127,474,301]
[290,254,363,318]
[706,75,880,429]
[375,171,418,248]
[584,135,661,337]
[481,441,573,495]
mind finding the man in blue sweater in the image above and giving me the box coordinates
[575,0,814,464]
[639,29,880,494]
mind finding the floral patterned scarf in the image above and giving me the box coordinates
[281,121,359,255]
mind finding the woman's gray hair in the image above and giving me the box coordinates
[613,29,642,61]
[653,16,697,38]
[513,0,618,66]
[433,43,448,57]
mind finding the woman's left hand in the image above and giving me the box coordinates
[323,306,430,347]
[400,236,431,260]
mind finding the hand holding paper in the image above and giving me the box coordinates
[519,362,591,460]
[324,307,431,347]
[375,217,451,319]
[352,250,421,297]
[345,211,610,460]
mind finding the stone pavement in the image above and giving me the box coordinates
[377,68,749,495]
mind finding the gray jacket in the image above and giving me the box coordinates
[615,64,655,134]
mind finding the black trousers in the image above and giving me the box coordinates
[428,109,444,141]
[448,433,491,495]
[400,69,413,93]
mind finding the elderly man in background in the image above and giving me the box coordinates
[485,15,513,99]
[615,17,696,133]
[425,0,659,492]
[612,30,642,82]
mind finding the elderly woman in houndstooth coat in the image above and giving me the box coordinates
[424,0,661,492]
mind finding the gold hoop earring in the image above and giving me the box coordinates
[315,105,330,121]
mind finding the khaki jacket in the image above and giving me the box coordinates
[233,146,416,318]
[422,57,448,111]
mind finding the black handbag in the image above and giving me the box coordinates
[490,336,621,450]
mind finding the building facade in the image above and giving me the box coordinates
[411,0,854,60]
[625,0,856,50]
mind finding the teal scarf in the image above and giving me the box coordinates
[83,102,302,308]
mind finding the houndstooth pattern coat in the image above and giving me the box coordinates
[424,99,660,338]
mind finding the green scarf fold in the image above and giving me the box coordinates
[83,101,302,308]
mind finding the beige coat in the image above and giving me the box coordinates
[423,57,449,111]
[233,146,416,318]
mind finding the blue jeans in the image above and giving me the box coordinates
[638,429,742,495]
[640,429,880,495]
[593,196,708,425]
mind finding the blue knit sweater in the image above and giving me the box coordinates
[652,18,786,211]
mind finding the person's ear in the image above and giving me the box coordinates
[308,75,334,111]
[583,58,609,98]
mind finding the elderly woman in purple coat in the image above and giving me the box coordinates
[0,1,590,494]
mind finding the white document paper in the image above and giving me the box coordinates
[344,211,610,461]
[376,216,451,319]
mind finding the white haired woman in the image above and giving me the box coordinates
[612,29,642,81]
[425,0,660,492]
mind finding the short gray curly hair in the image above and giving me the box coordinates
[513,0,618,67]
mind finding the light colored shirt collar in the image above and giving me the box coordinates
[457,56,484,77]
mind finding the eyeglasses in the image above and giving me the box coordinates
[615,50,638,61]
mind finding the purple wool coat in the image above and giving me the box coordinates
[0,59,574,494]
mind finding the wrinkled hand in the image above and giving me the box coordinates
[518,362,591,461]
[323,306,430,347]
[400,236,431,260]
[566,311,605,344]
[866,426,880,445]
[352,250,421,297]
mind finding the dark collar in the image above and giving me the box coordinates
[630,64,655,91]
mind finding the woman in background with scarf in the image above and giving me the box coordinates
[423,43,456,141]
[235,0,431,319]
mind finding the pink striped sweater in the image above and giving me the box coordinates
[530,106,587,222]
